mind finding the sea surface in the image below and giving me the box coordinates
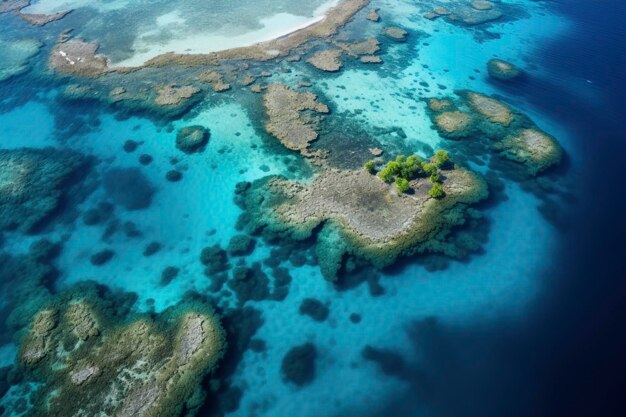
[0,0,625,416]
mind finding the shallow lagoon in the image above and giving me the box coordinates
[0,0,620,416]
[24,0,340,66]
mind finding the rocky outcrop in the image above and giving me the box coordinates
[15,292,227,417]
[426,91,563,175]
[495,128,563,175]
[155,84,201,106]
[487,58,522,81]
[307,49,343,72]
[49,38,109,77]
[382,26,408,41]
[176,126,210,154]
[197,70,231,92]
[19,9,71,26]
[263,84,330,154]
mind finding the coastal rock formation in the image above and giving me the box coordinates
[155,84,201,106]
[237,160,487,280]
[15,292,227,417]
[426,91,563,175]
[487,58,523,81]
[382,26,409,41]
[263,84,330,154]
[0,0,28,13]
[367,8,380,22]
[197,70,231,92]
[495,128,563,175]
[424,0,503,26]
[335,38,380,57]
[49,38,109,78]
[463,91,514,126]
[176,126,210,154]
[0,147,88,232]
[434,111,475,138]
[19,9,71,26]
[307,49,343,72]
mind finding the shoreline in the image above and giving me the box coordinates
[110,0,341,68]
[49,0,370,77]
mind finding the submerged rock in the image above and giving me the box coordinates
[155,84,201,106]
[307,49,343,72]
[0,38,42,82]
[434,111,475,138]
[176,126,210,154]
[367,9,380,22]
[19,9,71,26]
[227,235,256,256]
[463,91,514,126]
[487,58,523,81]
[15,290,226,417]
[382,26,408,42]
[299,298,330,322]
[495,128,563,175]
[102,167,154,210]
[281,343,317,387]
[197,70,231,92]
[0,147,88,233]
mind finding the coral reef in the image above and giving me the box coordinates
[434,111,475,139]
[382,26,408,41]
[176,126,210,154]
[13,292,227,417]
[463,91,514,126]
[263,84,330,154]
[197,70,231,92]
[487,58,522,81]
[227,235,256,256]
[426,91,563,175]
[307,49,343,72]
[155,84,201,106]
[494,128,563,175]
[0,147,88,233]
[237,157,488,280]
[0,38,42,82]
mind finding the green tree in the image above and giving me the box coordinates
[422,162,438,177]
[433,150,450,168]
[364,160,376,174]
[429,173,441,183]
[395,177,410,193]
[378,167,395,183]
[428,182,445,199]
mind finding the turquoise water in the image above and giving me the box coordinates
[0,0,609,416]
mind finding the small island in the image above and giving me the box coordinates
[237,151,488,281]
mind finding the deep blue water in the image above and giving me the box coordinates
[361,2,626,416]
